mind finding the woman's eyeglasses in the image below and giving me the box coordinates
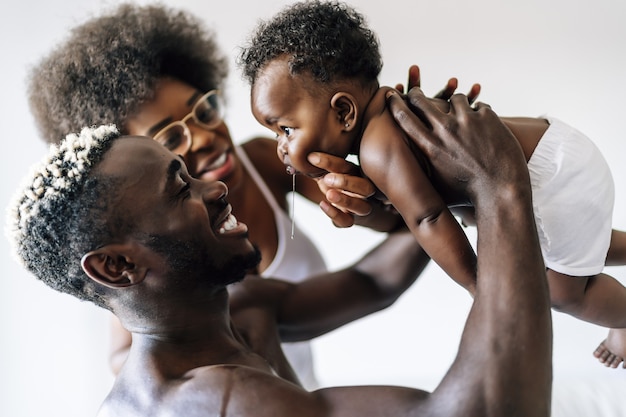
[153,90,224,154]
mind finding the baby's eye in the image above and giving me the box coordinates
[281,126,294,137]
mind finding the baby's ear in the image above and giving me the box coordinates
[81,243,148,289]
[330,92,358,132]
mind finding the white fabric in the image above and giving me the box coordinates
[528,117,614,276]
[236,146,327,389]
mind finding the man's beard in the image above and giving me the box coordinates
[143,234,262,288]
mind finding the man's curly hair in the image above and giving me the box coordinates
[6,125,125,309]
[28,3,229,144]
[238,0,382,88]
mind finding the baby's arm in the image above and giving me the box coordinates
[360,95,477,293]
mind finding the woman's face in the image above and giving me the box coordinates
[125,78,245,189]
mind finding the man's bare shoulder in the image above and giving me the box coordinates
[100,364,322,417]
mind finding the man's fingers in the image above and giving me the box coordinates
[473,100,492,112]
[448,93,472,114]
[433,77,458,100]
[406,64,421,90]
[387,89,436,152]
[466,83,481,104]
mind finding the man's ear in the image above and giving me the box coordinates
[330,92,358,132]
[81,243,148,289]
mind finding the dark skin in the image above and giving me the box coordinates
[109,77,405,374]
[255,59,626,368]
[398,68,626,369]
[90,137,429,384]
[82,87,551,416]
[109,71,477,374]
[252,61,478,293]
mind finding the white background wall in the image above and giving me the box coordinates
[1,0,625,416]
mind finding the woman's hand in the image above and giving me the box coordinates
[307,152,402,231]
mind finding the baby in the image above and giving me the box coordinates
[238,0,626,368]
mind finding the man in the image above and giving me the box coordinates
[8,89,552,416]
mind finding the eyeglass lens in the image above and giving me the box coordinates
[154,91,223,152]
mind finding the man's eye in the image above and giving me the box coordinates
[281,126,294,137]
[178,183,191,199]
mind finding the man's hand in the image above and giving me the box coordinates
[386,87,528,205]
[395,64,481,104]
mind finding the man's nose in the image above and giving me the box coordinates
[201,180,228,203]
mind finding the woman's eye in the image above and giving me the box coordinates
[281,126,294,137]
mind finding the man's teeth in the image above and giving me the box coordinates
[219,214,238,234]
[207,153,227,171]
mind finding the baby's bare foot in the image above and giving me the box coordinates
[593,328,626,368]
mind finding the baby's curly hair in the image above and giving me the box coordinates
[6,125,125,309]
[28,3,229,144]
[238,0,382,88]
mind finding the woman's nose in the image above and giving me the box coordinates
[187,123,219,154]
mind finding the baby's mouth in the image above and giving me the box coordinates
[285,165,326,179]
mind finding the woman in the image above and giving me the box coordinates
[27,3,474,387]
[27,3,402,389]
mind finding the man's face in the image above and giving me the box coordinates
[250,57,351,178]
[97,136,259,288]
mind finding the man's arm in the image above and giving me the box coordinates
[386,89,552,416]
[212,90,552,417]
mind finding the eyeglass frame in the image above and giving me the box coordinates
[153,89,224,154]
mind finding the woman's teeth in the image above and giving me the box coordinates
[219,214,238,234]
[206,153,227,171]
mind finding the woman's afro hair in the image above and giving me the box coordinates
[28,3,229,144]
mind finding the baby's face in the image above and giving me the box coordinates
[250,58,351,178]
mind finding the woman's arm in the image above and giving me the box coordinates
[229,228,429,342]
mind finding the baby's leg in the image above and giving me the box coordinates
[606,229,626,266]
[547,269,626,368]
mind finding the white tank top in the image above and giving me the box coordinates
[236,146,327,389]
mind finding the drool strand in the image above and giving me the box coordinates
[290,173,296,239]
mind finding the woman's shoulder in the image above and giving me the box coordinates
[240,137,291,191]
[240,136,277,153]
